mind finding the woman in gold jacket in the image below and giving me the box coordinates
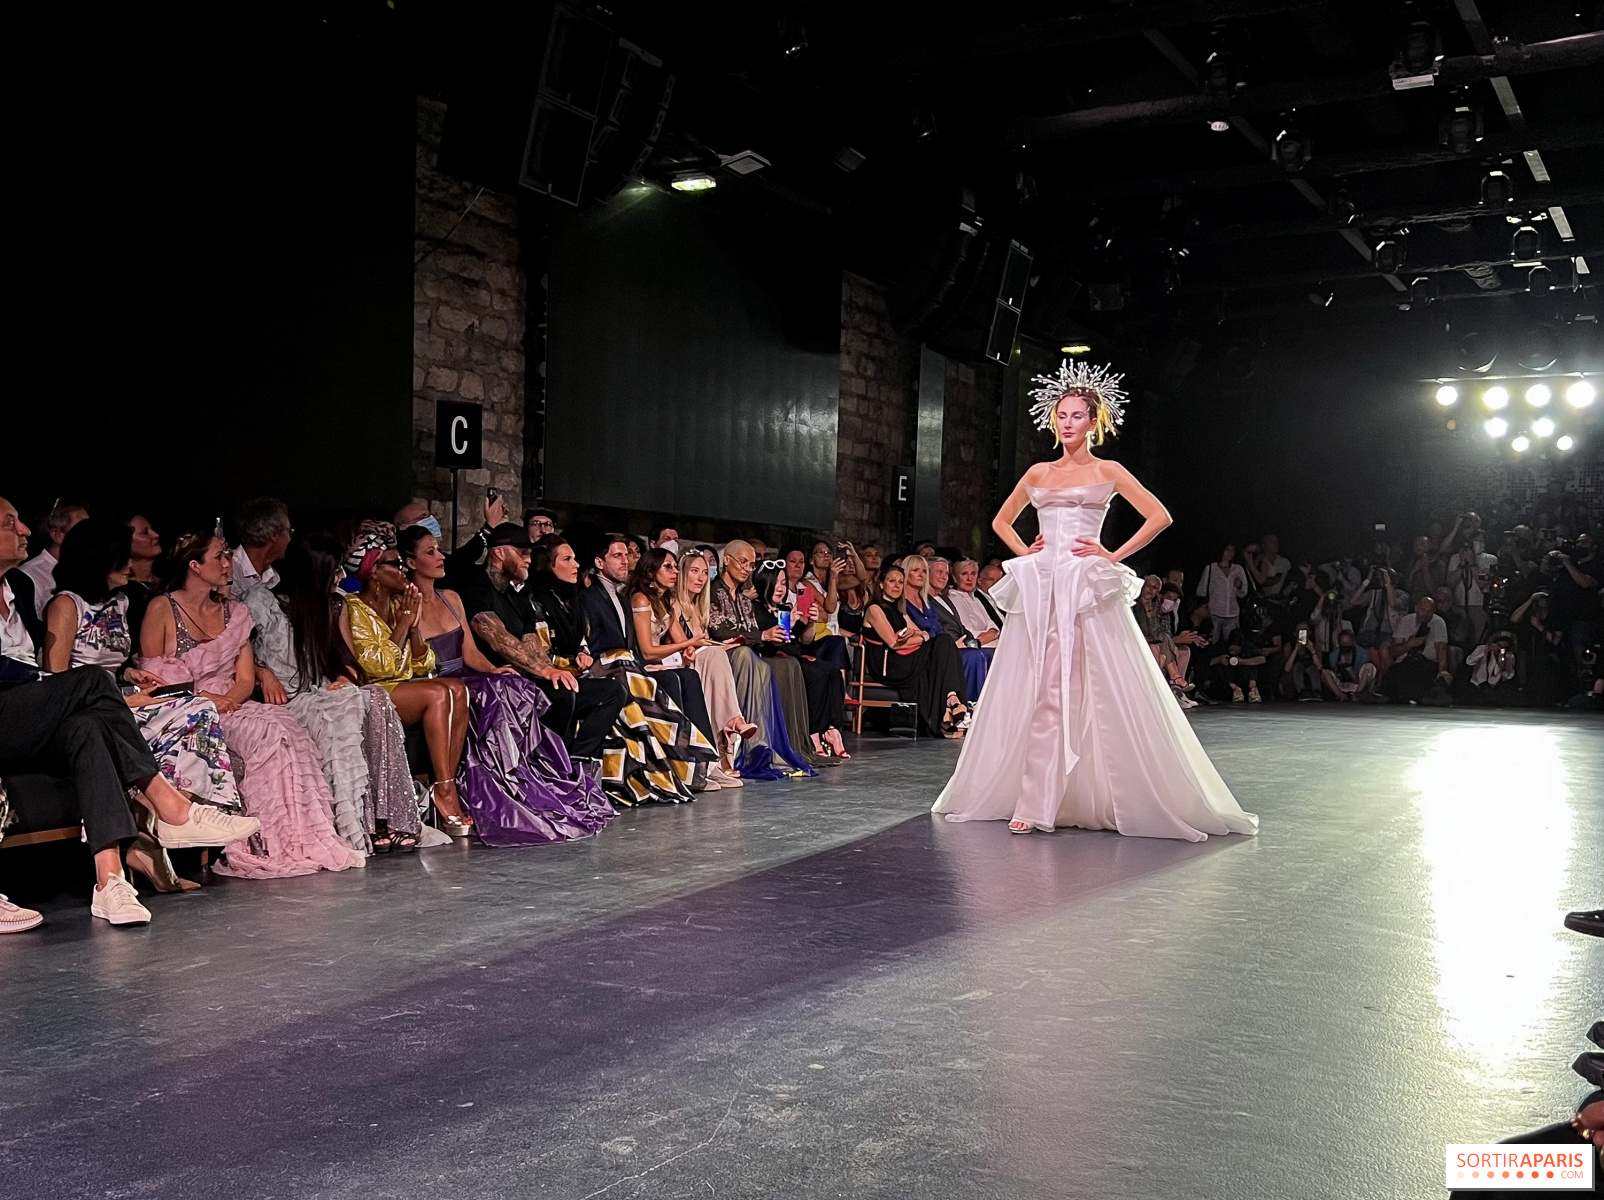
[339,523,473,836]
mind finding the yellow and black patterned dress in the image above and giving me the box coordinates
[528,580,715,805]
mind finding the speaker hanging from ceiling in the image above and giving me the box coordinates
[984,240,1033,363]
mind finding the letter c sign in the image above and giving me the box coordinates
[434,401,482,470]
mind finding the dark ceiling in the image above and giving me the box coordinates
[407,0,1604,374]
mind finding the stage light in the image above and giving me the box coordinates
[1485,417,1508,438]
[1438,104,1483,155]
[1482,386,1509,410]
[1528,263,1555,292]
[1510,224,1541,264]
[1556,435,1575,451]
[1060,343,1091,355]
[1480,169,1513,209]
[1533,417,1555,438]
[1524,384,1551,407]
[1435,385,1458,406]
[1373,238,1405,274]
[1274,124,1311,171]
[1566,380,1596,408]
[1511,435,1531,452]
[670,173,717,192]
[1208,119,1231,132]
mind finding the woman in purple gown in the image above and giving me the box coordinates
[399,527,614,847]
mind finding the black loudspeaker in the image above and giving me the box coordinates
[984,240,1032,363]
[520,4,614,206]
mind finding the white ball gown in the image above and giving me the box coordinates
[932,482,1259,841]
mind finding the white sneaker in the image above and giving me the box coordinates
[91,875,151,926]
[155,804,260,849]
[0,894,43,933]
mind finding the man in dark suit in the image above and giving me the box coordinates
[0,495,260,929]
[453,522,626,761]
[580,533,714,740]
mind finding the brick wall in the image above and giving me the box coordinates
[412,96,526,544]
[939,359,1001,556]
[834,272,919,548]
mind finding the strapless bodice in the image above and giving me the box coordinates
[1026,482,1116,558]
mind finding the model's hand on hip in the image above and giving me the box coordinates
[1072,537,1113,560]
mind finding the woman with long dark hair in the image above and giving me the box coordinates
[751,561,851,761]
[246,534,418,853]
[528,536,716,804]
[139,526,361,878]
[399,525,615,846]
[42,518,244,893]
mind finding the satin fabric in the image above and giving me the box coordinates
[933,482,1258,842]
[429,628,616,848]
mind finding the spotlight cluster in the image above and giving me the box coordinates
[1431,378,1594,454]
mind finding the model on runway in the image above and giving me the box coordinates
[933,361,1259,842]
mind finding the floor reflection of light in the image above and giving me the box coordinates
[1409,727,1576,1088]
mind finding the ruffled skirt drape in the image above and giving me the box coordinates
[212,702,364,877]
[934,556,1258,842]
[285,684,372,854]
[451,669,616,846]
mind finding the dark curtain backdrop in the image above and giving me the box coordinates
[545,181,841,530]
[7,11,413,541]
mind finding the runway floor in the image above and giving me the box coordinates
[2,707,1601,1199]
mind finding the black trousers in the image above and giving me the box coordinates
[783,650,847,733]
[654,667,715,743]
[0,667,154,853]
[537,677,627,760]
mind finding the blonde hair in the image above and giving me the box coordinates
[897,555,932,607]
[672,550,713,632]
[1051,388,1118,448]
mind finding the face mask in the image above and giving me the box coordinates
[416,515,442,539]
[1160,597,1177,612]
[658,539,679,555]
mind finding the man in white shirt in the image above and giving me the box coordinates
[19,502,88,619]
[1196,544,1249,641]
[1447,543,1498,643]
[1245,534,1291,599]
[1381,596,1453,704]
[0,494,260,928]
[232,497,291,595]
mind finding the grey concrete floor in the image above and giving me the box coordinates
[1,707,1600,1200]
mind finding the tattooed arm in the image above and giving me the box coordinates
[469,611,578,691]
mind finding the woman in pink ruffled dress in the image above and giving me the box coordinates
[139,528,361,878]
[933,362,1259,842]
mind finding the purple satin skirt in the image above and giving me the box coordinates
[451,669,616,847]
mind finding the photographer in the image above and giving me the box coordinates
[1244,534,1291,600]
[1347,564,1407,668]
[1321,628,1377,702]
[1546,532,1599,662]
[1402,535,1439,603]
[1509,589,1568,706]
[1463,629,1520,706]
[1207,634,1266,704]
[1446,523,1498,645]
[1380,596,1453,706]
[1280,621,1323,701]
